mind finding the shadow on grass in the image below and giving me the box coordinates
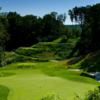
[0,85,9,100]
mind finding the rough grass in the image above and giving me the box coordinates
[14,38,78,61]
[4,37,79,65]
[0,61,99,100]
[5,52,36,64]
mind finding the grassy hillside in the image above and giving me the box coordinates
[4,37,79,64]
[5,37,100,72]
[15,38,78,60]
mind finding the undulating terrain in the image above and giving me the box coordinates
[0,38,99,100]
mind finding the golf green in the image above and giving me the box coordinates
[0,62,98,100]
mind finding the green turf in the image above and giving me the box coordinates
[0,62,99,100]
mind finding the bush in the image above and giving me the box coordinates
[76,86,100,100]
[41,94,62,100]
[85,86,100,100]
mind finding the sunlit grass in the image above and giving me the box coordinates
[0,61,99,100]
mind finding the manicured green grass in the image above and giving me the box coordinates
[0,62,99,100]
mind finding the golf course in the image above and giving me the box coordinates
[0,1,100,100]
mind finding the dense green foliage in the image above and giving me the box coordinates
[80,51,100,71]
[76,86,100,100]
[84,86,100,100]
[68,3,100,72]
[0,9,81,52]
[69,3,100,55]
[6,12,66,50]
[0,9,9,66]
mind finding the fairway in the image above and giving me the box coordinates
[0,62,99,100]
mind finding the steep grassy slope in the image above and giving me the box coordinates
[14,38,78,61]
[4,38,78,64]
[5,38,100,72]
[5,52,36,64]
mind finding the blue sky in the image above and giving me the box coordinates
[0,0,100,24]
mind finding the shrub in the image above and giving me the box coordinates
[75,86,100,100]
[85,86,100,100]
[41,94,62,100]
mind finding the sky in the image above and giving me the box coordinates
[0,0,100,24]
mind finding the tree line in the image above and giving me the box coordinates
[6,11,66,50]
[1,3,100,56]
[0,11,66,49]
[69,3,100,56]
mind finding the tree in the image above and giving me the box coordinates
[6,12,21,50]
[20,15,38,46]
[0,9,9,66]
[5,11,66,50]
[7,12,38,50]
[41,12,66,41]
[69,3,100,55]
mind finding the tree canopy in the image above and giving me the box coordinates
[69,3,100,55]
[0,9,9,66]
[5,12,66,50]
